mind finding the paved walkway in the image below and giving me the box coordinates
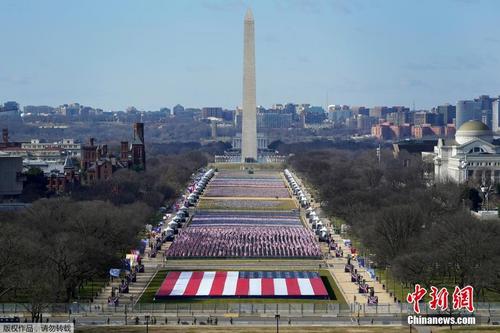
[326,236,394,305]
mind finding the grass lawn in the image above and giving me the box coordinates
[138,269,346,305]
[375,268,412,304]
[319,270,347,304]
[76,278,108,301]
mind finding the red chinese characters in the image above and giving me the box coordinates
[407,284,475,313]
[452,285,475,313]
[407,284,427,314]
[429,286,449,311]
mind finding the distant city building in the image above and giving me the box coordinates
[232,132,269,150]
[57,103,81,117]
[0,101,20,117]
[0,153,23,197]
[21,139,81,157]
[159,107,171,115]
[351,106,370,117]
[222,109,235,122]
[23,105,55,115]
[172,104,185,116]
[0,129,79,164]
[80,138,114,184]
[491,98,500,133]
[126,106,139,114]
[476,95,494,128]
[202,107,224,119]
[369,106,390,119]
[371,123,390,140]
[257,112,292,129]
[327,105,352,123]
[80,122,146,184]
[0,129,20,150]
[2,101,20,111]
[431,120,500,184]
[283,103,296,115]
[413,111,436,126]
[436,104,456,125]
[304,106,326,124]
[177,107,198,119]
[131,122,146,171]
[372,122,453,141]
[47,155,80,194]
[456,100,482,129]
[412,124,454,139]
[296,104,310,115]
[345,117,358,130]
[356,115,377,131]
[386,110,409,126]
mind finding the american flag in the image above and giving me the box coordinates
[155,271,328,298]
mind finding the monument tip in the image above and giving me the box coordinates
[245,8,254,21]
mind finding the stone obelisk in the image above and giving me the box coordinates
[241,8,257,163]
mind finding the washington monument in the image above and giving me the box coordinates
[241,8,257,162]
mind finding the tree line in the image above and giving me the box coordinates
[288,147,500,301]
[0,150,209,316]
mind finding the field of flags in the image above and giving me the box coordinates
[156,169,332,300]
[165,170,321,259]
[165,226,321,258]
[203,170,290,198]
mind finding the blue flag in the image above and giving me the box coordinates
[109,268,121,277]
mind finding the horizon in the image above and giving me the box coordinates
[1,0,500,110]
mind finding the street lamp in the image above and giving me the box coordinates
[400,282,404,313]
[145,315,150,333]
[275,314,280,333]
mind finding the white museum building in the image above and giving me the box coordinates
[431,120,500,184]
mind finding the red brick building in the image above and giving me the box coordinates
[47,156,80,193]
[80,122,146,185]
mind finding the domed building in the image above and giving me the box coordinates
[433,120,500,183]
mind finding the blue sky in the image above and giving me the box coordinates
[1,0,499,110]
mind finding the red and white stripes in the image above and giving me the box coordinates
[156,271,328,298]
